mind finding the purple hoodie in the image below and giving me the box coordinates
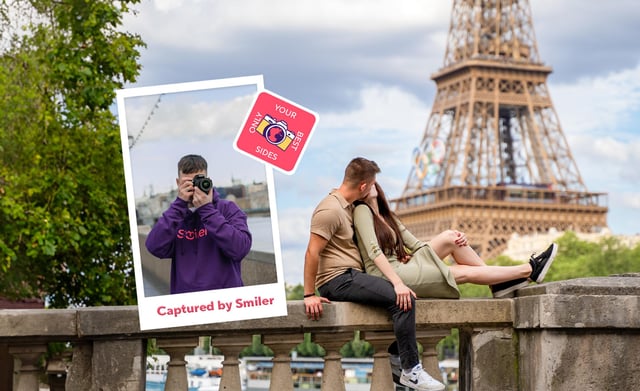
[145,188,252,294]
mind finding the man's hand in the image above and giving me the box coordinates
[177,177,194,203]
[304,295,331,321]
[393,282,416,312]
[192,186,213,208]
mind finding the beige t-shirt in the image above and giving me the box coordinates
[311,190,364,288]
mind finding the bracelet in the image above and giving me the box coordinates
[303,293,315,298]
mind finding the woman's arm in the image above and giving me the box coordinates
[353,205,416,309]
[396,217,427,253]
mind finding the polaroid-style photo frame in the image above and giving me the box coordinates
[116,76,287,330]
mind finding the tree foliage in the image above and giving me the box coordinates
[545,231,640,281]
[285,283,304,300]
[0,0,144,307]
[240,335,274,357]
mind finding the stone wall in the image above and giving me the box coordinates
[515,275,640,391]
[1,275,639,390]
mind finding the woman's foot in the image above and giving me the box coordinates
[529,243,558,283]
[490,278,529,298]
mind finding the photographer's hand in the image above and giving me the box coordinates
[192,187,213,208]
[177,177,194,203]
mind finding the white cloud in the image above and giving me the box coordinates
[321,84,428,133]
[570,135,631,165]
[147,0,449,30]
[621,193,640,209]
[124,0,452,58]
[547,63,640,197]
[551,64,640,137]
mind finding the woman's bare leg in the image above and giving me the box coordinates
[449,264,531,285]
[429,230,533,285]
[428,230,485,266]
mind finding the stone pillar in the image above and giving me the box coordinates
[212,335,251,391]
[515,276,640,391]
[9,344,47,391]
[314,331,352,391]
[157,337,198,391]
[65,342,93,391]
[459,327,517,391]
[416,330,450,382]
[361,331,396,391]
[262,333,303,391]
[92,339,147,391]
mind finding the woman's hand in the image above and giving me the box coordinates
[393,282,417,312]
[454,230,468,247]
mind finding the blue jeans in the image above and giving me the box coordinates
[318,268,419,370]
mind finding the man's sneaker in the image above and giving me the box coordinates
[529,243,558,283]
[399,363,445,391]
[490,278,529,298]
[390,354,402,385]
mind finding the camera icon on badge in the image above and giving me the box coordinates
[256,115,295,151]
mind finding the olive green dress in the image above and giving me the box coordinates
[353,204,460,299]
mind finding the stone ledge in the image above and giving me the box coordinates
[515,294,640,329]
[514,276,640,329]
[1,298,513,342]
[0,308,77,340]
[516,276,640,297]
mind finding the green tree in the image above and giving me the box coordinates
[545,231,640,281]
[294,333,325,357]
[340,331,374,358]
[286,283,304,300]
[240,335,274,357]
[0,0,144,307]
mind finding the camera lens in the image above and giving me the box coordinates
[200,178,212,193]
[192,175,212,194]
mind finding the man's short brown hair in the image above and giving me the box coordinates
[343,157,380,187]
[178,154,208,175]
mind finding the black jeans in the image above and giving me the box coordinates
[318,268,419,370]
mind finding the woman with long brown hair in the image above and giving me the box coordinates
[353,182,557,298]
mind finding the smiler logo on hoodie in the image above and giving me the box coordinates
[177,227,208,240]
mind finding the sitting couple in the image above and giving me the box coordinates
[353,181,557,300]
[303,157,556,391]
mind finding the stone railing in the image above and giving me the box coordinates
[1,275,639,391]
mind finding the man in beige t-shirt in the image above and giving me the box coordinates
[302,157,445,391]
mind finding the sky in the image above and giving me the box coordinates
[119,0,640,285]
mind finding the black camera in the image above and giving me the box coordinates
[192,174,213,194]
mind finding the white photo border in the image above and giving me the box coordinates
[116,75,288,330]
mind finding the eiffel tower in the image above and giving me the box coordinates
[392,0,608,258]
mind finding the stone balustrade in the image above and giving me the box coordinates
[1,275,639,391]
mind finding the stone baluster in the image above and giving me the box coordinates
[416,330,450,381]
[46,352,71,391]
[65,342,92,390]
[157,337,199,391]
[313,331,353,391]
[212,335,251,391]
[9,344,47,391]
[262,333,303,391]
[361,331,396,391]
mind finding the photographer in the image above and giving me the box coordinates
[145,154,252,294]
